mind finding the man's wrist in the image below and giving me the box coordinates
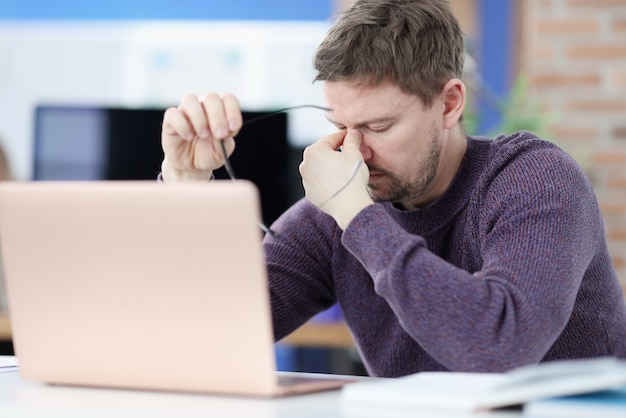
[333,197,374,230]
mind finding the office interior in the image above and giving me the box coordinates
[1,0,625,376]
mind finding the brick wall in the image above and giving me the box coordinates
[520,0,626,291]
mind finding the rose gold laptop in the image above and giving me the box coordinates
[0,180,356,396]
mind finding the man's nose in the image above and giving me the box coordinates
[350,129,372,160]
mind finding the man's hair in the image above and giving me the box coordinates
[313,0,464,108]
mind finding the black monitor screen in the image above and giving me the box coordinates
[33,105,290,225]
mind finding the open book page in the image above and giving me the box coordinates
[483,358,626,408]
[0,356,18,372]
[341,358,626,413]
[342,373,507,413]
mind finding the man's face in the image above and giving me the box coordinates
[323,79,446,210]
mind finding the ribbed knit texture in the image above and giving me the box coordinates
[264,132,626,376]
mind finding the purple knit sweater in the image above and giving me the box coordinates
[264,131,626,376]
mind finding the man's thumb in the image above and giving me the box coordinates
[341,129,363,155]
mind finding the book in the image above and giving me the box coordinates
[341,358,626,414]
[524,386,626,417]
[0,355,18,372]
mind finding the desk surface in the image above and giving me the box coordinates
[0,367,520,418]
[0,369,345,418]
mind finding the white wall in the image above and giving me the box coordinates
[0,21,333,180]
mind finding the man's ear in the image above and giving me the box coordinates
[441,78,466,130]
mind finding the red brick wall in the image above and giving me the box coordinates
[520,0,626,291]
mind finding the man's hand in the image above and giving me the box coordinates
[299,129,373,229]
[160,93,243,182]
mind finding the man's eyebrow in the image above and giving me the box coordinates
[325,115,396,128]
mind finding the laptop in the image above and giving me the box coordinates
[0,180,357,396]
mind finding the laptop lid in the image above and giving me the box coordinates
[0,180,285,396]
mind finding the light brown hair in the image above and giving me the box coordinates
[314,0,464,108]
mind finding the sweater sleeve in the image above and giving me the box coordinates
[341,146,601,372]
[263,199,341,341]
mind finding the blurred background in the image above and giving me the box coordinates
[0,0,625,372]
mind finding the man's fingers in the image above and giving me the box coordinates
[200,93,230,140]
[316,130,348,150]
[160,92,244,181]
[166,93,242,144]
[222,94,243,136]
[163,107,196,142]
[315,129,363,155]
[178,94,210,140]
[341,129,363,156]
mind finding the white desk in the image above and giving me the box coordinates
[0,367,523,418]
[0,370,347,418]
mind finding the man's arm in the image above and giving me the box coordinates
[341,149,601,372]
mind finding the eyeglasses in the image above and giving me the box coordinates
[219,104,332,237]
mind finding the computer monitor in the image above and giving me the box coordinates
[33,105,291,225]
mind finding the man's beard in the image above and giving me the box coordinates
[366,124,441,208]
